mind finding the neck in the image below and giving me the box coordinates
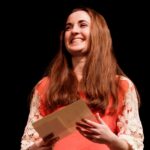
[72,56,86,81]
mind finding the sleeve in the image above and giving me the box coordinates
[20,90,43,150]
[117,79,144,150]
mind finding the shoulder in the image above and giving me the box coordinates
[118,75,135,89]
[117,75,136,97]
[34,76,50,96]
[116,76,139,111]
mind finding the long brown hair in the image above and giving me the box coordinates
[44,7,130,114]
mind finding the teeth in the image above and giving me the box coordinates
[72,39,81,43]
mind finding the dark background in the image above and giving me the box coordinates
[3,0,149,149]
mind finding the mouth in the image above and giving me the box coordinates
[71,38,82,43]
[70,37,84,44]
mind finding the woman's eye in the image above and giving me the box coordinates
[65,26,71,31]
[80,24,87,27]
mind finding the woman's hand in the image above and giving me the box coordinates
[29,133,59,150]
[76,113,117,145]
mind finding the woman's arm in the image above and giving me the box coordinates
[76,113,132,150]
[116,79,144,150]
[76,78,144,150]
[20,90,43,150]
[20,76,59,150]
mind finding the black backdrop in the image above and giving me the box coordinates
[3,0,149,149]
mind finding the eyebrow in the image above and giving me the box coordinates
[66,20,90,26]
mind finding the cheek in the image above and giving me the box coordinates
[86,32,91,49]
[85,32,90,44]
[64,32,69,41]
[64,35,70,49]
[83,30,90,41]
[64,35,69,47]
[86,31,90,39]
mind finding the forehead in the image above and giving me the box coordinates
[66,10,91,23]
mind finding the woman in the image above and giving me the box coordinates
[20,7,144,150]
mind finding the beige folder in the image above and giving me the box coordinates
[32,100,96,139]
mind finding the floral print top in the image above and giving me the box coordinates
[20,76,144,150]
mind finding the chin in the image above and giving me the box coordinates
[69,49,87,56]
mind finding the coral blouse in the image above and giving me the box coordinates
[20,76,144,150]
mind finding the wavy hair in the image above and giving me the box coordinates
[44,7,131,114]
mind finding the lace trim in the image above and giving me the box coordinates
[117,77,144,150]
[20,90,42,150]
[20,76,144,150]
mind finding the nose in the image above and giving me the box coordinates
[71,25,80,34]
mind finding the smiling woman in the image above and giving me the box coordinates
[64,10,91,56]
[20,7,144,150]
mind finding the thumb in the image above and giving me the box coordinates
[95,112,106,125]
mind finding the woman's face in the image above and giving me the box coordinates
[64,10,91,56]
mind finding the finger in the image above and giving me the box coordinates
[76,121,93,129]
[76,126,99,135]
[81,118,98,127]
[76,126,91,133]
[95,113,106,125]
[77,128,100,143]
[42,136,59,147]
[85,134,101,141]
[76,126,95,139]
[43,133,54,142]
[46,136,60,145]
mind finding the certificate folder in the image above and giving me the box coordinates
[32,100,96,139]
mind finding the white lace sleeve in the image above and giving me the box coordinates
[20,90,43,150]
[117,79,144,150]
